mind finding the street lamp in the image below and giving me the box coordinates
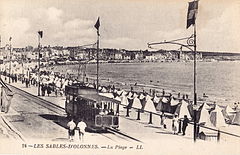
[147,34,198,142]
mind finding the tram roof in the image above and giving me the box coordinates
[79,93,121,104]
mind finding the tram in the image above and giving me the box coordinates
[65,84,119,131]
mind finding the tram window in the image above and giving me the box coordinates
[96,103,101,109]
[69,95,73,101]
[107,109,114,115]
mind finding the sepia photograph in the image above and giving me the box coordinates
[0,0,240,155]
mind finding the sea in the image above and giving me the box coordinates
[48,61,240,106]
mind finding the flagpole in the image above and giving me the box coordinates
[96,30,99,93]
[193,0,197,142]
[38,32,41,96]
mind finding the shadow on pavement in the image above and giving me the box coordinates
[156,131,176,135]
[39,114,108,134]
[39,114,69,130]
[52,137,70,142]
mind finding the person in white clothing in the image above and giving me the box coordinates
[77,119,87,142]
[67,119,76,142]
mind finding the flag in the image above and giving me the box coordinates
[94,17,100,31]
[9,37,12,41]
[186,0,199,29]
[38,31,43,38]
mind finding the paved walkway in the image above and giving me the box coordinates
[5,79,200,142]
[1,77,240,155]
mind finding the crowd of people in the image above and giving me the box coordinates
[2,69,239,139]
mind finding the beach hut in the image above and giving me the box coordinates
[178,100,191,119]
[101,87,108,93]
[226,105,236,116]
[210,105,227,127]
[114,95,121,102]
[144,98,157,113]
[198,103,213,126]
[153,95,160,104]
[138,93,146,111]
[155,96,170,112]
[162,97,169,103]
[121,94,129,106]
[99,93,114,99]
[223,105,236,124]
[232,112,240,125]
[132,97,142,109]
[170,97,180,106]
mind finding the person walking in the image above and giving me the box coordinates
[67,118,76,142]
[46,84,51,96]
[172,115,178,134]
[77,119,87,142]
[182,115,189,136]
[160,113,167,129]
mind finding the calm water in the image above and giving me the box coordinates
[52,61,240,106]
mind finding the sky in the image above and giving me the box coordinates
[0,0,240,52]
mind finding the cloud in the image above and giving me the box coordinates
[102,37,141,49]
[46,7,63,22]
[0,6,97,47]
[0,0,239,52]
[0,17,31,46]
[198,3,240,52]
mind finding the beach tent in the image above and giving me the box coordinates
[139,93,145,100]
[143,98,157,113]
[145,95,153,101]
[170,98,180,106]
[198,103,213,126]
[99,93,114,99]
[162,97,169,103]
[153,95,161,108]
[210,105,227,127]
[133,93,139,98]
[223,105,236,124]
[121,95,129,106]
[116,90,123,96]
[101,87,108,93]
[178,100,191,119]
[226,105,236,116]
[114,96,122,102]
[155,101,162,111]
[232,112,240,125]
[127,91,134,98]
[153,95,161,104]
[138,93,146,111]
[157,97,172,113]
[127,96,134,108]
[132,97,142,109]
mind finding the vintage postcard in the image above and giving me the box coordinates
[0,0,240,155]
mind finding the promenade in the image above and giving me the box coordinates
[1,76,240,155]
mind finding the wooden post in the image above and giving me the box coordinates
[217,130,220,142]
[126,107,130,117]
[196,123,200,138]
[137,109,141,120]
[148,112,153,124]
[178,119,182,133]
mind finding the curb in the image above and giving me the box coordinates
[8,83,65,110]
[0,115,26,142]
